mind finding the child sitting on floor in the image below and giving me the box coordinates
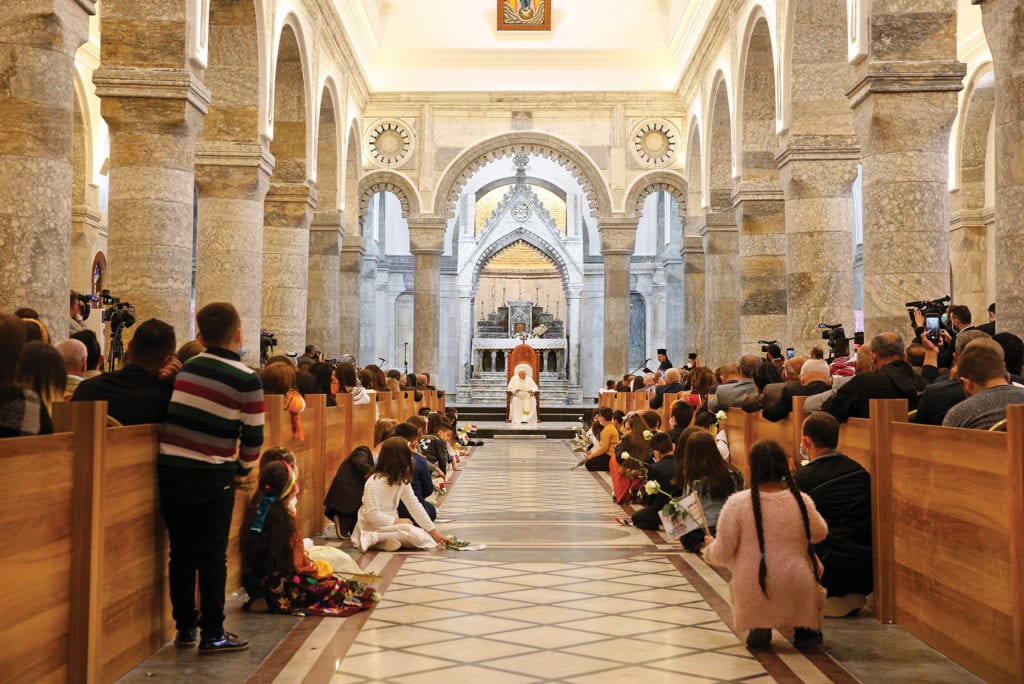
[353,437,451,552]
[240,460,376,616]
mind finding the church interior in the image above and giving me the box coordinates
[2,0,1024,682]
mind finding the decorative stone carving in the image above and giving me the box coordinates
[365,118,413,168]
[629,118,680,168]
[358,171,419,220]
[511,111,534,130]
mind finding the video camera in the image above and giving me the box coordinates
[99,289,136,329]
[74,292,99,321]
[260,329,277,366]
[818,323,864,361]
[758,339,780,355]
[905,295,951,325]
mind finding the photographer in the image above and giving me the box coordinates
[823,332,926,423]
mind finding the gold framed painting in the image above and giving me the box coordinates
[497,0,551,31]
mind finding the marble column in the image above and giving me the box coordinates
[338,233,363,359]
[94,57,209,339]
[262,182,316,354]
[777,142,859,354]
[974,0,1024,334]
[682,234,706,362]
[307,210,343,358]
[0,0,95,337]
[457,289,473,388]
[194,142,273,365]
[733,182,787,352]
[847,5,965,336]
[599,219,637,381]
[703,211,740,369]
[566,287,582,387]
[948,196,989,323]
[408,218,446,375]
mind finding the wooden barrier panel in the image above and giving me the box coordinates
[376,392,394,422]
[885,415,1014,681]
[263,394,328,539]
[0,424,79,682]
[351,400,376,450]
[657,392,683,433]
[838,417,873,473]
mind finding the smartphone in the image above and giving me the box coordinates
[925,314,941,344]
[786,347,795,358]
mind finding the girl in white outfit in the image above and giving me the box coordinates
[353,436,451,552]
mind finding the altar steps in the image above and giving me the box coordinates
[450,405,589,439]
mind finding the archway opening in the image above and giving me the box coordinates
[475,240,566,334]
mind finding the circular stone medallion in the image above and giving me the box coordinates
[512,201,532,221]
[366,119,413,168]
[630,118,680,168]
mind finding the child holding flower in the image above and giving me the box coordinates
[673,431,743,552]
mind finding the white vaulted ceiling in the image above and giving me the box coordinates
[331,0,707,92]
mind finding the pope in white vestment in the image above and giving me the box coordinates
[507,363,539,424]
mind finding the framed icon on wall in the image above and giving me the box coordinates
[498,0,551,31]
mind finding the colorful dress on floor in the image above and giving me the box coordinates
[259,532,379,617]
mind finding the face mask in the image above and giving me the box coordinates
[238,347,249,358]
[799,443,810,466]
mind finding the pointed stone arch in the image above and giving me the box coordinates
[470,227,572,293]
[686,115,705,229]
[358,170,421,220]
[624,171,688,221]
[433,131,612,219]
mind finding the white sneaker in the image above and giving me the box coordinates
[377,538,402,552]
[359,531,378,551]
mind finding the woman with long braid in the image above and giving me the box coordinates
[703,439,828,650]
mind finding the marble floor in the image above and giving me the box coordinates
[121,439,981,683]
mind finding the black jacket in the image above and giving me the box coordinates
[71,364,173,425]
[323,445,373,516]
[795,451,873,596]
[418,434,449,474]
[912,378,965,426]
[823,361,926,423]
[762,380,832,422]
[649,382,685,410]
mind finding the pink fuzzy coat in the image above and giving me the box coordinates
[704,488,828,634]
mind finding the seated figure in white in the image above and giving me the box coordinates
[507,363,539,425]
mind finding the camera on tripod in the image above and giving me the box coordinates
[758,339,779,355]
[260,329,277,366]
[99,290,136,329]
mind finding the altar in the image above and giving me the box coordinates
[456,300,582,405]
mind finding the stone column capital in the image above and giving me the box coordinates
[846,61,967,107]
[682,236,704,254]
[597,218,638,256]
[703,211,738,232]
[407,218,447,254]
[566,287,583,300]
[775,137,861,168]
[311,209,343,232]
[731,181,784,207]
[93,66,212,117]
[267,181,318,210]
[341,233,365,253]
[196,141,275,176]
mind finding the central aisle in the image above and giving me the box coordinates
[299,439,788,683]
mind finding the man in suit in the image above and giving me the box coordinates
[708,354,758,412]
[823,333,926,422]
[649,367,685,410]
[978,302,996,336]
[762,358,833,422]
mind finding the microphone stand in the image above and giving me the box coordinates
[630,358,651,376]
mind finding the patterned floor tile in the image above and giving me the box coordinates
[394,664,540,684]
[486,651,620,679]
[402,636,539,663]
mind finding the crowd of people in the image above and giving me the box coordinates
[593,301,1019,650]
[1,297,461,656]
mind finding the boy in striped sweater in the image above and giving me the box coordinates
[158,302,264,655]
